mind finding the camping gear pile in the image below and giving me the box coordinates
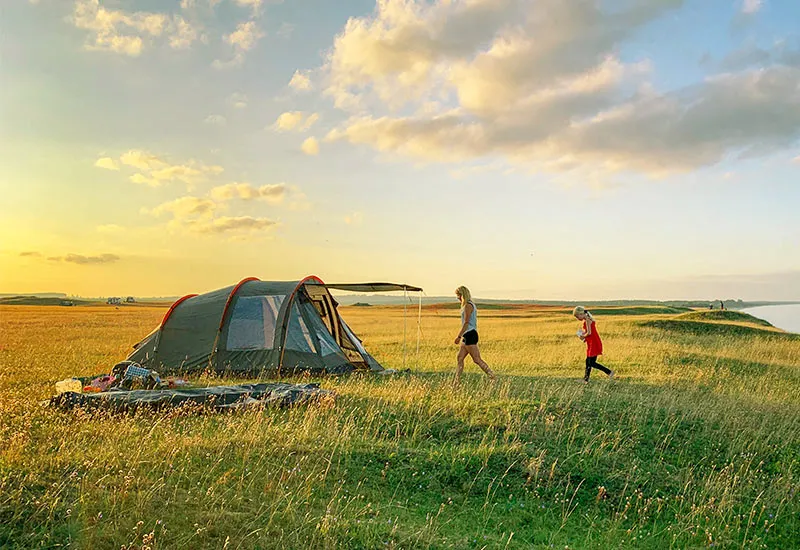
[49,360,333,412]
[53,361,177,395]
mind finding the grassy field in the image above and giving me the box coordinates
[1,304,798,549]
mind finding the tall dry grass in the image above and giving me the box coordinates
[0,304,798,548]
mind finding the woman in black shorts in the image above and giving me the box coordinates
[454,286,496,385]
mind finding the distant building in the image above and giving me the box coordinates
[107,297,121,305]
[125,296,136,303]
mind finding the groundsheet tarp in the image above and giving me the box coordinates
[49,383,334,412]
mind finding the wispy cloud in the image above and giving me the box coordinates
[228,92,248,109]
[48,253,121,265]
[120,150,167,171]
[741,0,763,14]
[19,251,42,257]
[209,182,286,202]
[214,20,263,68]
[145,196,217,220]
[144,193,280,237]
[105,150,224,189]
[184,215,277,235]
[277,22,294,39]
[204,114,227,125]
[232,0,264,17]
[288,70,312,91]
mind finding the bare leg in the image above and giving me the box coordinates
[466,345,496,380]
[454,344,469,385]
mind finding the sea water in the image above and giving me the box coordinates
[741,304,800,334]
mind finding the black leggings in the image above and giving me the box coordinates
[585,356,611,381]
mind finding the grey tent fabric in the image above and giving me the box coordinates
[49,383,333,412]
[126,276,417,376]
[325,283,423,293]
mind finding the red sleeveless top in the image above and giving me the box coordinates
[583,318,603,357]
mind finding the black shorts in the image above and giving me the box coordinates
[462,330,479,345]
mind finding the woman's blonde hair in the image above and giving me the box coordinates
[573,306,593,320]
[455,286,472,306]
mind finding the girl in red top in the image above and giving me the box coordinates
[573,306,615,383]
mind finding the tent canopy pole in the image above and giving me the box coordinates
[403,287,407,370]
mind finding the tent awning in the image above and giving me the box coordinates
[323,282,423,293]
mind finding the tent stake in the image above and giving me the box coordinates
[416,291,422,368]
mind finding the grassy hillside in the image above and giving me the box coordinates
[0,305,798,548]
[677,309,775,327]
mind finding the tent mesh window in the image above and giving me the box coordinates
[285,300,316,353]
[226,295,284,350]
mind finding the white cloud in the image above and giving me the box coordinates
[71,0,200,56]
[228,92,248,109]
[214,20,264,67]
[48,253,120,265]
[120,150,167,171]
[301,137,320,156]
[272,111,319,132]
[185,215,277,234]
[145,196,276,235]
[209,182,286,202]
[321,0,800,177]
[741,0,763,14]
[204,114,227,125]
[120,150,223,188]
[169,16,199,50]
[144,196,276,236]
[288,70,312,91]
[227,20,262,50]
[233,0,263,16]
[94,157,119,170]
[146,196,217,220]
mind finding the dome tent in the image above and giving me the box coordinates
[126,276,422,376]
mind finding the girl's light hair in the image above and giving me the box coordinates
[455,286,472,306]
[572,306,586,316]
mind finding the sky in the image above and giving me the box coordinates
[1,0,799,301]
